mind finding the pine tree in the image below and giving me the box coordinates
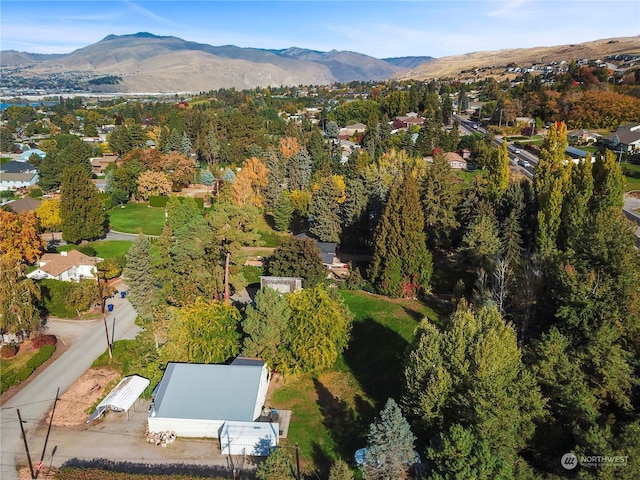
[309,177,342,243]
[272,191,293,232]
[421,152,462,248]
[362,398,416,480]
[369,174,432,298]
[60,165,107,243]
[123,234,158,320]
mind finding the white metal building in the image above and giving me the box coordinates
[148,357,276,454]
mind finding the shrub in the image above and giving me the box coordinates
[28,187,43,199]
[31,334,57,348]
[149,196,169,207]
[40,279,77,318]
[1,344,56,394]
[1,343,19,358]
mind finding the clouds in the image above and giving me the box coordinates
[1,1,638,58]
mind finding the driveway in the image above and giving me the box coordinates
[0,287,141,479]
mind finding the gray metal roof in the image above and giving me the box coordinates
[153,362,265,421]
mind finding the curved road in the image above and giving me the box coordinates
[0,288,141,479]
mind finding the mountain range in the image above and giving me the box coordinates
[2,32,640,94]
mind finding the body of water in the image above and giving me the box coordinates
[0,101,58,111]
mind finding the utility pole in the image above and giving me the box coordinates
[295,443,301,480]
[17,409,35,480]
[37,388,59,478]
[97,274,112,359]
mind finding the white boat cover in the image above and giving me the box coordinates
[87,375,150,422]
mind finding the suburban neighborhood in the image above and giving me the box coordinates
[1,25,640,480]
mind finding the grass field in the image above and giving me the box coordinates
[57,240,132,259]
[270,290,447,474]
[108,203,166,235]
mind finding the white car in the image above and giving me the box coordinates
[514,148,521,154]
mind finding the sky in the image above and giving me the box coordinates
[1,1,639,59]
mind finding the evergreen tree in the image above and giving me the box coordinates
[328,459,354,480]
[199,168,215,186]
[255,447,296,480]
[242,287,291,372]
[403,305,544,478]
[362,398,416,480]
[123,234,158,320]
[421,152,462,248]
[60,165,107,243]
[272,191,293,232]
[266,236,326,288]
[369,174,432,298]
[534,121,569,256]
[309,177,342,243]
[180,131,192,156]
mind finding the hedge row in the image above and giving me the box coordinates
[0,344,56,394]
[55,467,223,480]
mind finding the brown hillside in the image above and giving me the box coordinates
[395,35,640,81]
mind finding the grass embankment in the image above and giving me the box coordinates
[1,344,56,394]
[108,203,166,236]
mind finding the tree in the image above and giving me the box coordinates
[123,234,158,320]
[255,447,296,480]
[328,459,354,480]
[232,156,269,207]
[166,195,201,234]
[362,398,416,480]
[369,174,432,298]
[136,170,172,201]
[421,152,462,248]
[0,210,44,265]
[284,285,353,374]
[272,191,293,232]
[0,259,41,336]
[535,121,569,256]
[309,176,343,243]
[207,201,261,303]
[60,165,107,244]
[35,198,62,233]
[242,287,291,372]
[402,304,544,478]
[486,140,510,200]
[266,236,326,288]
[161,298,242,364]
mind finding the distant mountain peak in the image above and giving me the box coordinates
[102,32,165,41]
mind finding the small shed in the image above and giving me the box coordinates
[219,421,279,456]
[87,375,150,422]
[260,276,302,293]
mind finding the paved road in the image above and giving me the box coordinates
[0,288,141,480]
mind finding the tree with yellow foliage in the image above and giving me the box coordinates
[0,210,45,265]
[232,157,268,207]
[35,198,62,233]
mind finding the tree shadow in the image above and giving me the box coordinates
[313,378,372,466]
[402,305,425,322]
[343,318,410,413]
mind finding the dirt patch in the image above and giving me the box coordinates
[46,367,121,426]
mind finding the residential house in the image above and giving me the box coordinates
[1,197,42,214]
[338,123,367,141]
[603,123,640,154]
[444,152,468,170]
[0,161,37,174]
[295,233,348,276]
[27,250,102,281]
[568,129,601,144]
[394,112,424,129]
[90,153,120,176]
[0,172,39,191]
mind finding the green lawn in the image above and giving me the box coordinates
[270,290,447,473]
[108,203,166,235]
[622,163,640,192]
[57,240,132,259]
